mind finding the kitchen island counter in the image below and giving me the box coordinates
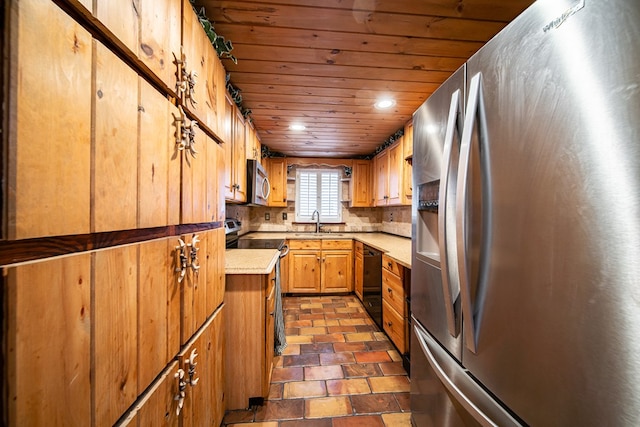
[225,248,280,274]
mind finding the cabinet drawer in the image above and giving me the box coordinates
[383,299,407,354]
[289,239,321,250]
[382,254,403,276]
[382,269,406,317]
[322,239,352,250]
[354,240,364,253]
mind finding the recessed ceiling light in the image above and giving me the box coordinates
[289,124,306,131]
[375,98,395,109]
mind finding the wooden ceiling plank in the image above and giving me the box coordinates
[201,2,508,41]
[212,24,484,58]
[234,83,429,102]
[224,61,454,83]
[228,44,466,72]
[199,0,534,22]
[229,73,441,93]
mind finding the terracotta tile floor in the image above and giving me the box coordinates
[223,296,411,427]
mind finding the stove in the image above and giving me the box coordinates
[225,218,288,255]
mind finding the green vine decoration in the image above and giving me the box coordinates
[191,2,237,64]
[226,74,252,119]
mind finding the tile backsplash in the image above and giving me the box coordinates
[225,203,411,238]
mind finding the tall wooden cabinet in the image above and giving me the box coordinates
[374,136,410,207]
[266,157,288,207]
[350,159,373,207]
[3,1,227,426]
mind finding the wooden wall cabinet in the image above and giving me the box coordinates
[382,255,410,354]
[350,159,373,207]
[288,240,353,293]
[6,0,92,239]
[374,137,409,207]
[266,157,288,207]
[225,268,277,409]
[223,95,248,202]
[246,120,262,161]
[403,120,414,205]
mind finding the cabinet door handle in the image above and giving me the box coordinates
[387,287,392,293]
[387,321,393,327]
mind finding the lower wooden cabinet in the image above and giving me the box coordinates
[6,253,92,426]
[225,268,277,409]
[381,255,410,354]
[354,241,364,300]
[4,234,225,426]
[287,239,353,293]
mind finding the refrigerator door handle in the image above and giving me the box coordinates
[456,72,491,354]
[438,89,462,338]
[414,323,522,427]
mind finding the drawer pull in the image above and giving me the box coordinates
[387,321,393,327]
[174,368,187,415]
[387,287,392,293]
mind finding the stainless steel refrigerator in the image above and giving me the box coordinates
[410,0,640,425]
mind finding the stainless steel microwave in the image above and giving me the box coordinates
[246,159,270,206]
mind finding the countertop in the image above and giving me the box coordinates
[237,232,412,268]
[225,249,280,275]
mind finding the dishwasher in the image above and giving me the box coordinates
[362,245,382,329]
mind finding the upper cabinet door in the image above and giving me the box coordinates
[93,42,139,232]
[139,0,182,93]
[94,0,140,54]
[7,0,92,239]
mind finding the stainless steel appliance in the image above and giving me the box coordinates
[362,245,382,329]
[246,159,270,206]
[411,0,640,425]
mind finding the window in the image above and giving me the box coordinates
[295,169,342,223]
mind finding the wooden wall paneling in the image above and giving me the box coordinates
[180,125,208,224]
[139,0,182,93]
[94,0,140,55]
[138,238,174,394]
[7,0,92,239]
[94,245,139,426]
[139,79,173,228]
[93,42,139,232]
[6,254,91,426]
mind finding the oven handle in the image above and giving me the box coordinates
[279,244,289,258]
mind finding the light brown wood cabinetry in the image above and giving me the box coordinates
[267,157,288,207]
[6,0,92,239]
[246,120,262,161]
[374,136,411,207]
[139,79,182,227]
[224,95,248,202]
[288,240,353,293]
[350,160,373,207]
[117,360,180,427]
[403,120,413,205]
[6,254,92,426]
[4,1,227,425]
[94,245,139,426]
[225,268,277,409]
[94,0,139,54]
[139,0,182,93]
[354,241,364,300]
[382,255,410,354]
[180,306,225,427]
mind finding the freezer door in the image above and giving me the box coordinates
[458,0,640,425]
[410,320,522,427]
[412,66,465,360]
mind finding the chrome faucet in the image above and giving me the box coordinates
[311,210,321,233]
